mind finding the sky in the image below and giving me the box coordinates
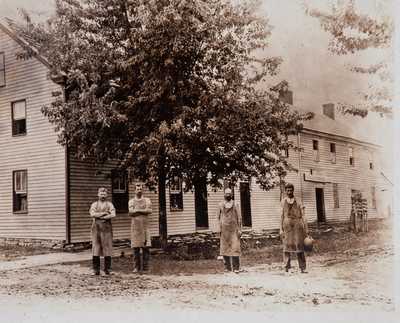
[0,0,394,171]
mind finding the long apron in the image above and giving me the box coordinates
[220,205,241,257]
[130,198,151,248]
[282,200,306,253]
[91,219,113,257]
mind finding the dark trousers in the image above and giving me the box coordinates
[92,256,112,274]
[223,256,240,271]
[284,251,306,270]
[133,247,150,271]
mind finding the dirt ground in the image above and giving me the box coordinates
[0,221,397,321]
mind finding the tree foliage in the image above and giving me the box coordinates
[12,0,311,190]
[304,0,393,117]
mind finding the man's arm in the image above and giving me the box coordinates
[129,199,152,216]
[89,202,107,218]
[300,203,308,235]
[101,203,116,220]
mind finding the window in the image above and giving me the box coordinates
[281,148,289,158]
[330,143,336,163]
[333,183,339,208]
[195,178,209,228]
[13,170,28,213]
[312,140,319,161]
[0,52,5,87]
[349,147,354,166]
[12,100,27,136]
[368,152,374,170]
[169,176,183,211]
[111,170,128,212]
[371,186,376,209]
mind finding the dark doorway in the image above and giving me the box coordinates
[240,182,252,227]
[195,179,209,229]
[315,188,326,223]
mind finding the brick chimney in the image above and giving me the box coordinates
[323,103,335,120]
[279,90,293,105]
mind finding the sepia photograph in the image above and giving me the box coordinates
[0,0,398,322]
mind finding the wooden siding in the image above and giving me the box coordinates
[0,29,66,240]
[299,132,382,224]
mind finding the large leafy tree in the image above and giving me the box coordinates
[304,0,393,117]
[13,0,311,245]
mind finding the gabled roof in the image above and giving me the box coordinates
[0,19,50,68]
[300,109,379,147]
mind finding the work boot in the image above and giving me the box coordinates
[92,256,100,276]
[223,256,232,272]
[232,256,240,273]
[104,256,112,275]
[133,248,141,273]
[142,248,150,271]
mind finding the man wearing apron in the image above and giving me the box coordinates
[217,188,242,273]
[89,187,116,275]
[129,183,152,273]
[280,183,308,273]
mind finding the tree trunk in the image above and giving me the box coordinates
[158,168,168,249]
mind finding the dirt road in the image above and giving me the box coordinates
[0,223,397,322]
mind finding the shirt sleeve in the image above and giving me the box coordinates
[108,202,116,218]
[128,199,135,214]
[236,203,242,229]
[145,198,152,214]
[89,202,101,218]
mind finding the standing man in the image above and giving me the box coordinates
[280,183,308,273]
[89,187,116,275]
[129,183,152,273]
[217,188,242,273]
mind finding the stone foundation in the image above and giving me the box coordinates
[0,237,64,250]
[0,219,387,258]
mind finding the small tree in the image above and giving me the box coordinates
[14,0,311,246]
[304,0,393,117]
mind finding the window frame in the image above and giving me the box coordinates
[371,186,377,209]
[11,99,27,136]
[169,176,184,211]
[111,170,129,213]
[349,147,355,166]
[13,170,28,214]
[333,183,339,209]
[312,140,320,162]
[330,143,336,163]
[368,152,374,170]
[0,52,5,87]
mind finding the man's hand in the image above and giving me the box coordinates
[279,229,284,240]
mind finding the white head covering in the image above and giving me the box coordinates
[224,188,232,194]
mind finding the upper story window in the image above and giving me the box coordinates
[111,170,128,213]
[12,100,27,136]
[368,152,374,170]
[0,52,5,87]
[169,176,183,211]
[13,170,28,213]
[330,143,336,163]
[312,140,319,161]
[349,147,355,166]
